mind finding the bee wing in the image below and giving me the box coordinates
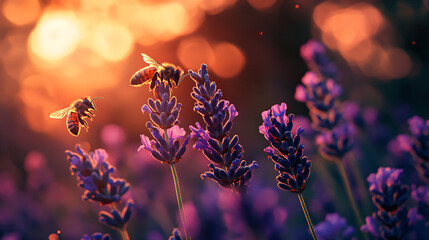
[141,53,163,69]
[49,107,73,119]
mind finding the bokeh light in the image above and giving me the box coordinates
[2,0,40,26]
[198,0,238,15]
[90,21,134,62]
[210,42,246,79]
[314,2,412,80]
[177,37,214,70]
[1,1,428,239]
[28,11,81,62]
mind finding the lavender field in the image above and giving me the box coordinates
[1,0,429,239]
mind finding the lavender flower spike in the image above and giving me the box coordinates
[66,145,132,240]
[189,64,259,193]
[401,116,429,183]
[134,66,191,239]
[296,40,354,160]
[99,199,134,229]
[412,185,429,224]
[361,167,416,240]
[314,213,356,240]
[260,102,317,240]
[297,39,364,233]
[138,79,191,164]
[300,39,338,79]
[259,103,312,193]
[66,144,130,205]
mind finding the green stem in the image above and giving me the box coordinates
[163,129,190,240]
[110,203,130,240]
[170,164,190,240]
[297,193,318,240]
[349,153,372,217]
[119,229,130,240]
[336,161,367,240]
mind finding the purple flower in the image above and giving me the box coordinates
[139,122,190,164]
[66,145,129,205]
[367,168,403,194]
[66,145,133,236]
[361,167,415,239]
[189,64,258,192]
[260,103,312,193]
[300,39,338,79]
[316,123,355,160]
[408,116,429,161]
[412,185,429,223]
[295,71,344,137]
[314,213,356,240]
[295,72,342,116]
[297,39,357,162]
[410,115,429,151]
[201,160,259,190]
[81,233,111,240]
[141,81,182,130]
[138,79,191,164]
[399,115,429,183]
[99,199,134,229]
[168,228,182,240]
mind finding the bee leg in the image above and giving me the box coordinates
[150,72,158,90]
[81,112,90,118]
[85,111,94,120]
[87,109,95,116]
[78,117,86,126]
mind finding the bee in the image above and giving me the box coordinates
[49,97,103,136]
[130,53,189,89]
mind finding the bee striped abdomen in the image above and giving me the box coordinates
[130,66,157,86]
[67,111,80,136]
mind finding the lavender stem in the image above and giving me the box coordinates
[297,193,318,240]
[110,203,130,240]
[170,163,190,240]
[335,161,368,240]
[349,153,372,216]
[163,130,190,240]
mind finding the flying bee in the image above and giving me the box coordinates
[130,65,158,89]
[49,97,103,137]
[130,53,189,90]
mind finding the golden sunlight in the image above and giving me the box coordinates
[177,37,214,70]
[2,0,40,26]
[28,11,81,62]
[211,42,246,79]
[90,21,134,62]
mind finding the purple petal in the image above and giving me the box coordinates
[270,103,287,118]
[166,125,185,142]
[93,149,108,164]
[301,71,320,86]
[361,216,380,237]
[141,105,152,114]
[228,104,238,122]
[138,134,153,152]
[408,116,425,136]
[294,85,308,102]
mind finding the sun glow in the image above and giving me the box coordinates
[314,2,412,80]
[28,11,81,62]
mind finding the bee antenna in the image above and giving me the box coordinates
[91,97,104,110]
[177,73,190,87]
